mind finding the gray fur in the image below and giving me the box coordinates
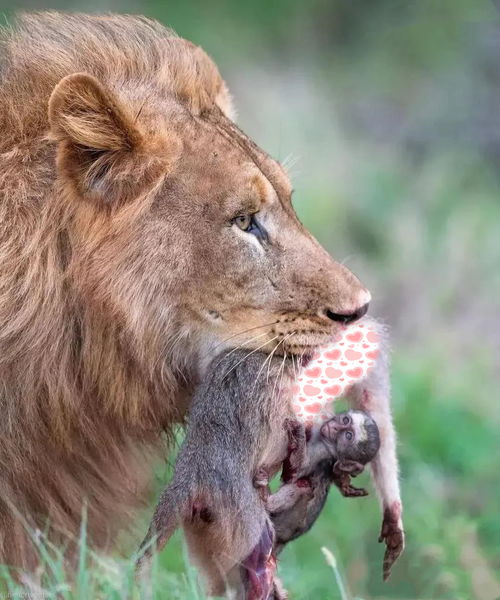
[138,350,381,597]
[138,349,293,595]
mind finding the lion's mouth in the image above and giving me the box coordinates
[212,312,346,360]
[273,327,344,357]
[270,311,348,356]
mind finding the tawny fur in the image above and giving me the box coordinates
[0,12,236,570]
[0,12,368,571]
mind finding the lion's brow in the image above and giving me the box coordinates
[203,108,293,211]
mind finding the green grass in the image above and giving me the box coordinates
[0,525,352,599]
[2,353,497,599]
[143,354,500,600]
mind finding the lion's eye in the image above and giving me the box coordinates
[234,215,252,231]
[232,214,266,241]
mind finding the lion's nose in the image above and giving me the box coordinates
[323,302,369,325]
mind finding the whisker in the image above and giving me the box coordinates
[210,320,280,352]
[251,345,278,396]
[290,353,298,381]
[213,330,272,372]
[338,254,355,267]
[266,333,292,385]
[279,350,289,399]
[220,335,281,382]
[153,329,183,372]
[266,333,291,384]
[281,153,301,173]
[288,348,306,385]
[266,340,281,385]
[299,349,306,372]
[270,350,287,409]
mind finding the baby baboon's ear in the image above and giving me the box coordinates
[48,73,179,207]
[333,459,365,478]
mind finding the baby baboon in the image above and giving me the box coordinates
[138,350,380,599]
[269,410,381,555]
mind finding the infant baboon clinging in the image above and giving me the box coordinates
[270,410,381,556]
[138,350,380,599]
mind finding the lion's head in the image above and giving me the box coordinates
[46,27,369,372]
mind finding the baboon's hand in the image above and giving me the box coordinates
[339,482,368,497]
[379,505,405,581]
[331,469,368,498]
[254,467,271,502]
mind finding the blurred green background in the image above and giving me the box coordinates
[2,1,499,599]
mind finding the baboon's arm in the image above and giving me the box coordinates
[343,318,404,581]
[281,419,307,483]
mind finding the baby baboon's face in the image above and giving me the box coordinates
[320,410,380,464]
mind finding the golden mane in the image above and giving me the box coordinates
[0,12,231,152]
[0,12,232,570]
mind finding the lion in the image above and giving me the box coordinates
[0,12,370,571]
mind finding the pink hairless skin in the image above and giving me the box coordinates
[292,320,380,425]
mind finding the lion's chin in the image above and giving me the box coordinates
[279,328,345,357]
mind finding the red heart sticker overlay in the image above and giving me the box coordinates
[325,366,342,379]
[346,366,363,378]
[303,384,321,396]
[292,320,380,424]
[324,384,342,396]
[346,331,363,342]
[304,367,321,378]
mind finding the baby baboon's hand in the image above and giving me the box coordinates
[331,470,368,498]
[253,467,271,502]
[339,482,369,498]
[267,478,313,515]
[379,503,405,581]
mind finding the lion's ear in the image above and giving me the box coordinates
[48,73,177,207]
